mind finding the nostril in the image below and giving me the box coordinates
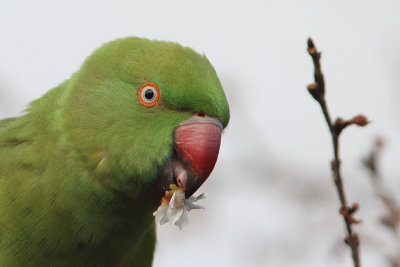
[196,112,206,117]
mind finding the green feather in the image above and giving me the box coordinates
[0,37,229,266]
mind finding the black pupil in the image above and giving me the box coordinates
[144,89,154,100]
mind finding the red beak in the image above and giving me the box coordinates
[174,114,223,197]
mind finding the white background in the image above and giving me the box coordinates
[1,1,400,266]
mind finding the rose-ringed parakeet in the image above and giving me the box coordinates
[0,37,229,266]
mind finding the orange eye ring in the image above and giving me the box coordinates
[138,82,160,107]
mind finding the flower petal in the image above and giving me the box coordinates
[184,201,204,212]
[174,210,189,230]
[171,207,184,224]
[153,205,169,225]
[169,191,185,209]
[194,193,206,201]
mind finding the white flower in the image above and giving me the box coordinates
[153,186,206,230]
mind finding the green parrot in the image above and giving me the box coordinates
[0,37,229,266]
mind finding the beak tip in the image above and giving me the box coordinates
[184,174,207,198]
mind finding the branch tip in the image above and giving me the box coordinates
[307,38,315,51]
[349,115,369,127]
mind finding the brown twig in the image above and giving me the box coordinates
[362,138,400,266]
[306,38,368,267]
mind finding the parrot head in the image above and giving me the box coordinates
[61,37,229,202]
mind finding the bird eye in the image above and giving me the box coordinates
[138,83,160,107]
